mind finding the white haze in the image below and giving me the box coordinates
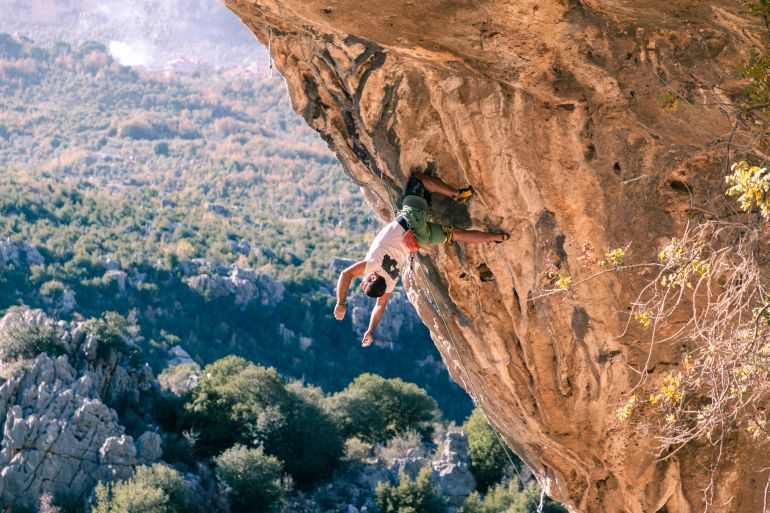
[0,0,268,68]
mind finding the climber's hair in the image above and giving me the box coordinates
[363,274,387,298]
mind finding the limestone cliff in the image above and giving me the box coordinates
[223,1,768,512]
[0,309,161,509]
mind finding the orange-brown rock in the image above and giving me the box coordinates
[223,1,768,511]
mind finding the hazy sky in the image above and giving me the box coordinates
[0,0,268,68]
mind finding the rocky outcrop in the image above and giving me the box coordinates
[0,309,161,509]
[183,260,285,307]
[298,430,477,513]
[223,2,769,511]
[0,238,44,271]
[349,290,421,344]
[432,431,476,506]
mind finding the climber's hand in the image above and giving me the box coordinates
[334,303,346,320]
[362,331,374,347]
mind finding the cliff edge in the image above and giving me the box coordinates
[223,1,768,511]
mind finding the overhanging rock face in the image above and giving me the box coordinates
[223,1,768,511]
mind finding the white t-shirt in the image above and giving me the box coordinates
[364,221,409,293]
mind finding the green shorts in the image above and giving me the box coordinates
[400,178,452,246]
[399,204,450,246]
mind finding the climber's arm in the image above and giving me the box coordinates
[362,292,391,347]
[334,260,365,320]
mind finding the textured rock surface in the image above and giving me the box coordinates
[183,259,285,307]
[432,431,476,504]
[224,1,769,511]
[0,309,161,509]
[349,290,421,344]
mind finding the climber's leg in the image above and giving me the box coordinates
[412,172,459,198]
[451,228,509,244]
[412,172,474,203]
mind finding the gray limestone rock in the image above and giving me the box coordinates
[349,290,420,344]
[103,269,128,292]
[431,431,476,503]
[0,309,161,509]
[390,448,429,480]
[352,460,393,489]
[136,431,163,463]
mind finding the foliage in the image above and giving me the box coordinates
[460,479,567,513]
[375,468,446,513]
[738,49,770,110]
[38,493,61,513]
[215,444,284,513]
[738,2,770,111]
[330,373,441,443]
[185,356,343,487]
[184,356,287,453]
[463,409,518,492]
[158,363,200,396]
[627,191,769,456]
[376,429,431,464]
[83,311,137,360]
[725,161,770,219]
[0,311,60,361]
[92,464,188,513]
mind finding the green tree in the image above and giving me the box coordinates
[375,468,446,513]
[92,464,188,513]
[330,373,440,443]
[463,409,519,491]
[185,356,343,487]
[215,444,284,513]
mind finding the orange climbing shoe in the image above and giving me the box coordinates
[495,232,510,244]
[453,186,474,204]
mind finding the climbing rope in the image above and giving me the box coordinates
[267,27,274,78]
[379,168,544,506]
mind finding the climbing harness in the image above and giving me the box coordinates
[267,27,274,78]
[397,215,420,253]
[379,168,544,507]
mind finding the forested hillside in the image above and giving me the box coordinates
[0,35,472,420]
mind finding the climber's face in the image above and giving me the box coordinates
[361,272,386,298]
[361,272,379,292]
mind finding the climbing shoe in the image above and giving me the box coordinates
[453,186,474,204]
[495,232,510,244]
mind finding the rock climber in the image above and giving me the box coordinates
[333,172,509,347]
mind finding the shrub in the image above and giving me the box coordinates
[159,363,200,396]
[0,309,60,361]
[375,468,445,513]
[40,279,66,299]
[215,445,284,513]
[460,479,567,513]
[376,429,430,464]
[154,141,170,156]
[38,493,61,513]
[92,464,188,513]
[118,117,174,140]
[463,409,518,491]
[83,312,135,359]
[330,373,440,443]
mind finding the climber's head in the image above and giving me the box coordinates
[362,272,387,298]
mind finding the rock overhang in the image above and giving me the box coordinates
[224,1,768,511]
